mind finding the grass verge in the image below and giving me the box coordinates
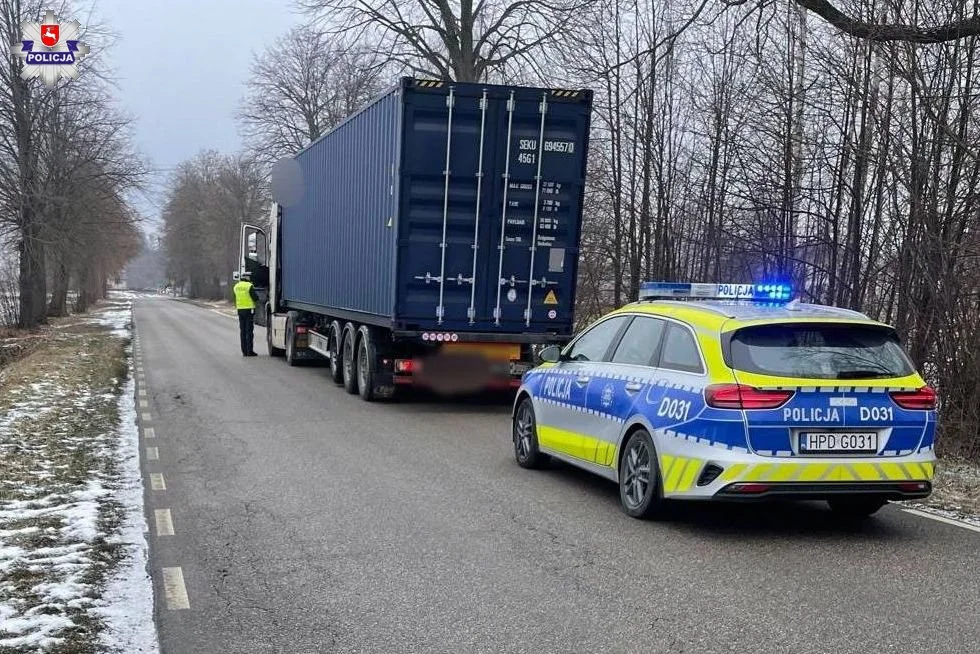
[0,302,133,653]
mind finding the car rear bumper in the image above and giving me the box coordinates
[713,480,932,501]
[655,439,937,500]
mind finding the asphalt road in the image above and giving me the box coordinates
[134,296,980,654]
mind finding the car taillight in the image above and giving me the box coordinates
[889,386,936,410]
[704,384,794,410]
[295,326,308,334]
[395,359,415,373]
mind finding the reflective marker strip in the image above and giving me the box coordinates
[146,447,158,461]
[677,459,701,492]
[150,473,166,490]
[144,427,155,440]
[162,567,190,610]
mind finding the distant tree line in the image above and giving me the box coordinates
[0,1,145,328]
[160,152,267,300]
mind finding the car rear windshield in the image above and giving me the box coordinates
[727,323,915,380]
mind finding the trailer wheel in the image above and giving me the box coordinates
[341,323,359,395]
[285,313,301,367]
[356,327,378,402]
[328,320,344,384]
[266,308,285,357]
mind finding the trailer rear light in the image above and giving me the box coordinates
[295,326,308,334]
[395,359,415,373]
[889,386,936,410]
[898,481,930,492]
[704,384,793,410]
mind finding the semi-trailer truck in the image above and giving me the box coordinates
[238,77,593,401]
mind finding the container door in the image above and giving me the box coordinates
[399,85,497,330]
[397,82,590,335]
[483,90,589,334]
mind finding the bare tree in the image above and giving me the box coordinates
[295,0,593,82]
[162,151,269,300]
[238,30,386,164]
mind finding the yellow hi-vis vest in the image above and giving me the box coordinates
[233,280,256,310]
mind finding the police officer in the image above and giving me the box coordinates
[233,272,260,357]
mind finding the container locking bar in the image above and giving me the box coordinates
[436,87,455,324]
[524,93,548,326]
[493,92,517,325]
[466,91,489,324]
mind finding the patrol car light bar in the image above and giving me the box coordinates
[638,281,793,303]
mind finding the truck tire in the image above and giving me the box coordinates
[328,320,344,384]
[356,326,378,402]
[266,309,285,357]
[341,323,359,395]
[285,312,300,367]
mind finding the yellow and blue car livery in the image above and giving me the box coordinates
[511,281,937,519]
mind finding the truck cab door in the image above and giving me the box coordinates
[239,223,270,325]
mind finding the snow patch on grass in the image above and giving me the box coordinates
[95,373,159,654]
[0,295,158,653]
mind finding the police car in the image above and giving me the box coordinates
[511,282,937,520]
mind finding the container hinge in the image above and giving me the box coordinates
[446,94,455,108]
[506,97,515,112]
[436,305,445,320]
[467,307,476,320]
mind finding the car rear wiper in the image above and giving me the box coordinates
[835,370,894,379]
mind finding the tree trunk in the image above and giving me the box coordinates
[74,266,90,313]
[17,222,47,329]
[48,255,70,317]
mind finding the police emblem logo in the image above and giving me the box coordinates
[10,10,90,88]
[601,384,614,408]
[40,23,59,47]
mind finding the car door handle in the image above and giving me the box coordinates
[624,382,644,393]
[576,376,591,385]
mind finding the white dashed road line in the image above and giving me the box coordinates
[144,427,156,439]
[150,473,167,491]
[146,446,159,461]
[155,509,175,536]
[210,309,236,320]
[162,567,190,610]
[142,413,152,422]
[140,399,149,408]
[903,507,980,534]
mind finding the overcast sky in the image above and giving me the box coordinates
[93,0,300,231]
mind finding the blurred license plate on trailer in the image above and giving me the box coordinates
[799,432,877,453]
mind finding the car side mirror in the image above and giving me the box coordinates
[539,345,562,363]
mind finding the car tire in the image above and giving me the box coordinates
[513,397,548,469]
[266,310,285,357]
[618,429,668,520]
[328,321,344,384]
[827,497,887,518]
[357,328,377,402]
[341,323,359,395]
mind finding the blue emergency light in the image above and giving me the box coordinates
[638,281,793,303]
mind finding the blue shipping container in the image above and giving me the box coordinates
[280,77,593,338]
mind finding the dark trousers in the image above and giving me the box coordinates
[238,309,254,354]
